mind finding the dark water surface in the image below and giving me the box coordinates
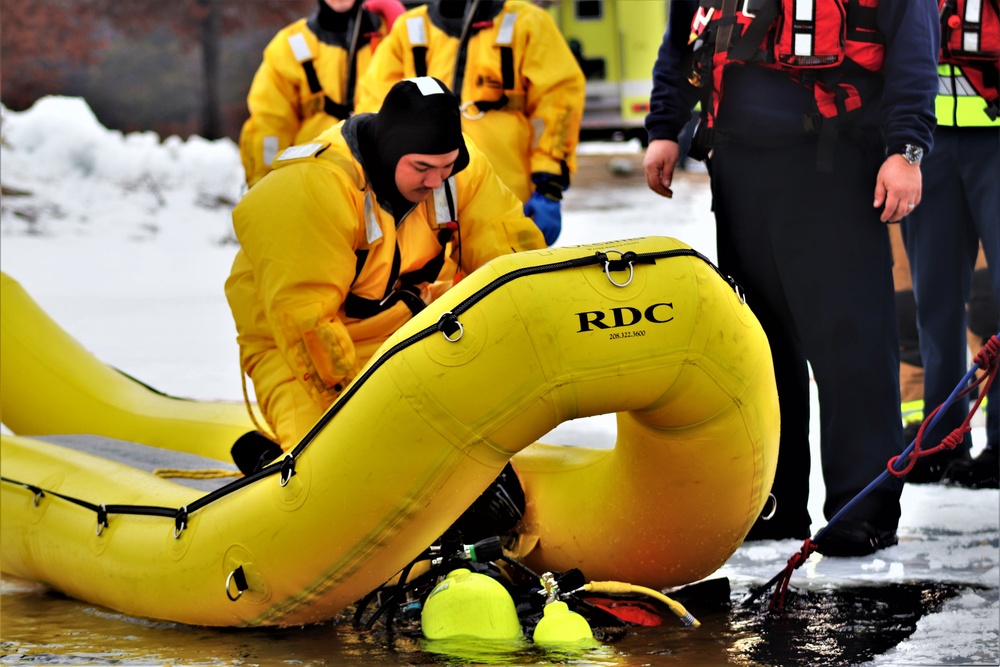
[1,574,970,666]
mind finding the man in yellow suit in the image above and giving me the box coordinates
[226,77,545,452]
[356,0,585,245]
[239,0,405,187]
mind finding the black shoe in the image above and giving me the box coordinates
[941,448,999,489]
[905,448,972,484]
[815,520,898,558]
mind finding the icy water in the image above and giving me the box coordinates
[0,574,972,666]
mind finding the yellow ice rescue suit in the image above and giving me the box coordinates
[355,0,585,203]
[239,6,392,187]
[226,117,545,448]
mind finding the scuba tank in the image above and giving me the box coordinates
[420,568,522,640]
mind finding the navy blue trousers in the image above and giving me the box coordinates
[710,137,905,531]
[901,126,1000,452]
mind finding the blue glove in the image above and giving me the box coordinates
[524,191,562,246]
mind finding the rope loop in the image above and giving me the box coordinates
[173,506,188,539]
[974,335,1000,370]
[888,338,996,478]
[939,427,971,451]
[279,455,297,487]
[437,311,463,342]
[768,538,817,611]
[96,504,109,537]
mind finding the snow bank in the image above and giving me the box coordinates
[1,96,243,240]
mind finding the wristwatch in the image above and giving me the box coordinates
[900,144,924,165]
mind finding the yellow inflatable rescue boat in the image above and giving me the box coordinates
[0,236,779,627]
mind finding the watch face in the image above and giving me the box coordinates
[903,144,924,164]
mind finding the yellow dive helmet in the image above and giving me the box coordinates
[421,568,522,640]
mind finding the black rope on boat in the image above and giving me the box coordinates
[437,311,462,339]
[0,476,178,531]
[0,247,740,533]
[597,250,655,273]
[6,479,46,505]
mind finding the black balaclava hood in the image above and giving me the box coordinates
[313,1,378,45]
[361,77,470,220]
[374,76,470,175]
[315,0,357,33]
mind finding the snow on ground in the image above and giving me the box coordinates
[1,97,997,665]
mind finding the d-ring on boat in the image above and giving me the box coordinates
[0,236,779,627]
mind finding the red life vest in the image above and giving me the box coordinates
[689,0,885,131]
[939,0,1000,114]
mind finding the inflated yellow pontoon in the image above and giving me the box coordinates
[0,236,779,627]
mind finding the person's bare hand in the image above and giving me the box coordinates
[874,154,922,223]
[643,139,681,199]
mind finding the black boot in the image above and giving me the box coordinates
[941,447,999,489]
[815,491,900,558]
[815,519,898,557]
[905,447,972,484]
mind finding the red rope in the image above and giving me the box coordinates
[768,538,818,611]
[757,336,999,614]
[888,335,999,478]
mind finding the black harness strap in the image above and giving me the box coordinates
[413,46,429,77]
[343,2,365,117]
[300,21,362,124]
[323,98,352,121]
[344,179,460,320]
[384,243,403,300]
[412,2,512,113]
[714,0,743,55]
[470,45,515,112]
[302,60,323,94]
[451,0,483,96]
[351,249,370,287]
[400,245,448,287]
[343,233,453,319]
[344,286,425,319]
[302,60,353,121]
[344,243,403,318]
[500,45,514,88]
[726,0,780,62]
